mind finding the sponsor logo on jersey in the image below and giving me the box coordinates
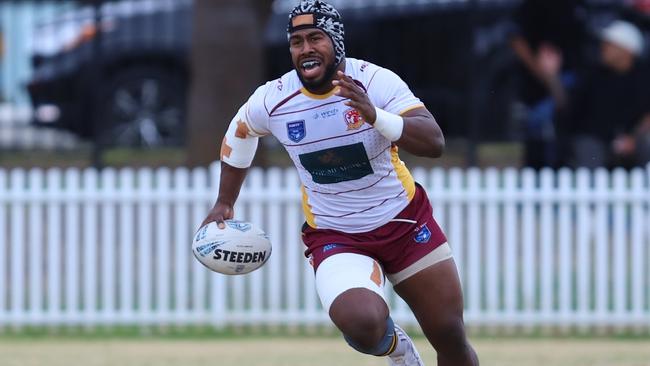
[299,142,373,184]
[344,108,365,130]
[226,220,251,232]
[414,224,431,244]
[318,108,339,120]
[287,120,306,142]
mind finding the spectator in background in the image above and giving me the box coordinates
[509,0,587,169]
[569,20,650,169]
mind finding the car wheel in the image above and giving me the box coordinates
[97,66,186,148]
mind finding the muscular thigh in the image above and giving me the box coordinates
[393,258,465,331]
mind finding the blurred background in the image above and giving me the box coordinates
[1,0,650,365]
[0,0,646,169]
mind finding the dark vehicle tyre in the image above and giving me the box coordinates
[96,66,186,148]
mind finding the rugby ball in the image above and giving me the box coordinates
[192,220,272,275]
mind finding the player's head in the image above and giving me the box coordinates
[287,0,345,90]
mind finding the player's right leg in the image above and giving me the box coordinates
[315,252,423,364]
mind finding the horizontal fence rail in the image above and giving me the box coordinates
[0,163,649,331]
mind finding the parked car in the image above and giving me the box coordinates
[28,0,641,147]
[28,0,192,147]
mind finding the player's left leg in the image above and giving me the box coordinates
[392,257,478,366]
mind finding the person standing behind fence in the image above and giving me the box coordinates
[509,0,588,169]
[200,1,479,365]
[568,20,650,169]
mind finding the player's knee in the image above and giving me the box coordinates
[329,290,388,349]
[344,316,396,356]
[333,305,387,347]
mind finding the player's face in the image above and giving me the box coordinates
[289,29,337,91]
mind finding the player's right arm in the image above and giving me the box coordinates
[200,164,246,229]
[200,84,271,229]
[201,162,248,229]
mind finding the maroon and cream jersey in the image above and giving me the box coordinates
[224,58,425,233]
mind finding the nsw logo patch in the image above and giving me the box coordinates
[414,224,431,244]
[287,120,306,142]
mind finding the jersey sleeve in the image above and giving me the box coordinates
[239,83,272,137]
[219,83,271,168]
[369,68,424,116]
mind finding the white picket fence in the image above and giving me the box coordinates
[0,163,649,331]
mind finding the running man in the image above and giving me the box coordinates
[201,1,479,364]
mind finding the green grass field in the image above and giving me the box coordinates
[2,337,649,366]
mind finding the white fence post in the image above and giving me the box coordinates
[266,168,283,323]
[0,170,6,325]
[63,169,81,324]
[284,169,302,325]
[10,169,26,326]
[629,169,645,326]
[594,169,610,322]
[154,168,172,325]
[575,168,591,329]
[118,169,135,323]
[45,169,63,324]
[539,168,554,319]
[484,168,500,319]
[557,168,573,326]
[172,168,190,324]
[137,168,154,324]
[82,168,99,326]
[27,169,44,324]
[520,168,536,321]
[502,168,518,320]
[100,168,117,324]
[611,168,628,329]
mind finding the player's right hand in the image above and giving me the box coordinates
[201,201,234,230]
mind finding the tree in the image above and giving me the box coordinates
[186,0,271,167]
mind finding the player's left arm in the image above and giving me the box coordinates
[333,71,444,158]
[394,106,444,157]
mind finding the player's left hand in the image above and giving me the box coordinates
[333,71,377,124]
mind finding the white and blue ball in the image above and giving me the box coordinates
[192,220,272,275]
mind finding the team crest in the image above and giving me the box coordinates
[414,224,431,244]
[287,120,306,142]
[344,108,365,130]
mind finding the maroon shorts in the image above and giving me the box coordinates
[301,183,447,274]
